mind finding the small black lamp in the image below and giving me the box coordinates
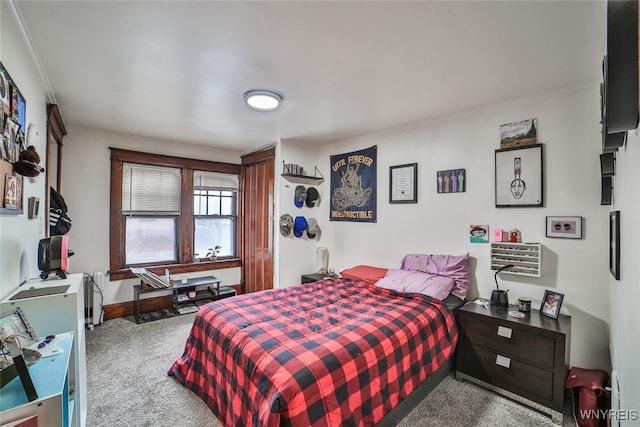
[491,264,514,308]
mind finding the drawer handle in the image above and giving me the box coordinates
[497,326,512,339]
[496,354,511,368]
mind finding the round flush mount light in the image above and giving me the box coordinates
[243,89,283,112]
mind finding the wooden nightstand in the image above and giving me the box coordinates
[456,303,571,424]
[300,273,326,284]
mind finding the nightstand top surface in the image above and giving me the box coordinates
[460,302,571,333]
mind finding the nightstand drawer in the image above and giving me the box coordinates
[464,346,554,402]
[465,317,555,368]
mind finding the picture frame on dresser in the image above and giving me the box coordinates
[540,290,563,320]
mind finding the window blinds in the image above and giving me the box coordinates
[122,163,181,214]
[194,171,239,190]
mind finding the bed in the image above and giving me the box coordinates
[169,253,469,427]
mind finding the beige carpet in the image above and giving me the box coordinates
[86,313,576,426]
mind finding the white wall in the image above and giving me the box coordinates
[277,85,611,370]
[0,2,49,300]
[277,140,323,288]
[61,127,242,304]
[608,128,640,420]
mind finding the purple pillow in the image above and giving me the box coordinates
[374,269,454,301]
[400,253,470,299]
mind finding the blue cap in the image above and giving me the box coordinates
[293,216,308,238]
[294,185,306,208]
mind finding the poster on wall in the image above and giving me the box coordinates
[329,146,377,222]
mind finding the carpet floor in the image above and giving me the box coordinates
[86,313,576,426]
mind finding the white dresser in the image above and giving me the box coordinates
[1,273,87,427]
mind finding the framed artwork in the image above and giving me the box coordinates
[437,168,465,193]
[4,173,21,209]
[389,163,417,203]
[546,216,583,239]
[499,118,537,149]
[470,224,489,243]
[610,210,620,280]
[540,290,564,319]
[495,143,543,208]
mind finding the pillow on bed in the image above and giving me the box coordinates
[340,265,388,284]
[400,253,470,300]
[374,269,454,300]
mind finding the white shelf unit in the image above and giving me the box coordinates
[490,242,542,277]
[1,273,87,427]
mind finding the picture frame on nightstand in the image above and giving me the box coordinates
[540,290,564,319]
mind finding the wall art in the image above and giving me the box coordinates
[389,163,417,203]
[610,210,620,280]
[329,145,376,222]
[495,144,543,208]
[437,168,465,193]
[546,216,583,239]
[500,118,537,149]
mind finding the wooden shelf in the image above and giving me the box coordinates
[490,242,542,277]
[281,173,324,184]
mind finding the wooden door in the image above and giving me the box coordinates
[241,148,275,293]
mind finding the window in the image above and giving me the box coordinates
[193,171,238,259]
[110,149,242,280]
[123,163,180,265]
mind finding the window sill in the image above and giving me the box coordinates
[109,259,242,281]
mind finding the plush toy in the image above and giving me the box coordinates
[13,145,45,177]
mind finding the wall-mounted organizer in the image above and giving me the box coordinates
[281,161,324,184]
[490,242,542,277]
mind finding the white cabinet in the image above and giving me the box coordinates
[490,242,542,277]
[1,274,87,426]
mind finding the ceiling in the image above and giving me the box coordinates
[14,1,605,154]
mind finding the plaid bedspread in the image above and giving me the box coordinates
[168,278,458,427]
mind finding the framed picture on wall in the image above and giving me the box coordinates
[389,163,417,203]
[609,210,620,280]
[546,216,583,239]
[495,143,543,208]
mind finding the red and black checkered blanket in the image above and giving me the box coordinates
[168,278,458,427]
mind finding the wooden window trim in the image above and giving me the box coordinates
[109,148,242,280]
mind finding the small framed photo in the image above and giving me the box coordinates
[4,173,22,209]
[546,216,583,239]
[437,168,466,193]
[389,163,417,203]
[540,290,564,319]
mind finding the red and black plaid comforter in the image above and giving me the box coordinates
[168,278,458,427]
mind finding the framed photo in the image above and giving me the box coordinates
[495,143,543,208]
[389,163,417,203]
[437,168,465,193]
[610,210,620,280]
[546,216,583,239]
[540,290,564,319]
[4,173,21,209]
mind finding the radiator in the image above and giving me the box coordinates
[84,272,105,329]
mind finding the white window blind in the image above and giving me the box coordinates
[194,171,239,190]
[122,163,181,214]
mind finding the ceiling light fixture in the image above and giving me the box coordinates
[243,89,283,112]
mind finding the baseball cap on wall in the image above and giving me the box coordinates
[293,216,308,238]
[294,185,307,208]
[305,187,319,207]
[306,218,320,239]
[279,214,294,237]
